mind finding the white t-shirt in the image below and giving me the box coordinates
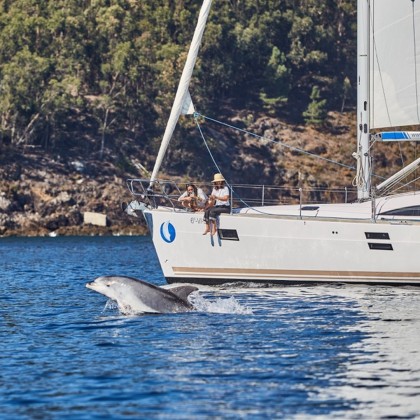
[211,186,230,206]
[178,188,208,207]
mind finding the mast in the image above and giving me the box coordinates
[357,0,371,199]
[149,0,213,186]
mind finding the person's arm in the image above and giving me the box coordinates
[198,189,207,202]
[178,191,188,202]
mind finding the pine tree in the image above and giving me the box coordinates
[302,86,327,125]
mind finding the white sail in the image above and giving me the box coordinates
[370,0,420,129]
[181,91,195,115]
[149,0,212,184]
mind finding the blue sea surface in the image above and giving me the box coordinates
[1,236,419,419]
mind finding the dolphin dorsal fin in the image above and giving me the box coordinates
[167,285,199,301]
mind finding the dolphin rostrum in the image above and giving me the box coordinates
[86,275,199,314]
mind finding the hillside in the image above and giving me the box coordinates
[1,109,417,238]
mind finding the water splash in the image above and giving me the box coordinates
[103,299,119,313]
[102,292,253,316]
[190,293,253,314]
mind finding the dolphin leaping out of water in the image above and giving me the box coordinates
[86,275,199,314]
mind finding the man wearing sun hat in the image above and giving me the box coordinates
[202,173,230,235]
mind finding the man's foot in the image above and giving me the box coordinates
[202,225,210,235]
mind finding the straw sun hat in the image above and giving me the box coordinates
[211,173,225,183]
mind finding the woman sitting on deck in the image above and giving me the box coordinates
[178,183,207,211]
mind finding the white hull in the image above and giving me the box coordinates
[143,196,420,285]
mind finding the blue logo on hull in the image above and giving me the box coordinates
[160,221,176,243]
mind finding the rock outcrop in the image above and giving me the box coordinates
[0,153,147,237]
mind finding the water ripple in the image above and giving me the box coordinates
[0,236,419,418]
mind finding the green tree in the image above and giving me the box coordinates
[260,46,290,114]
[302,86,327,125]
[0,0,357,155]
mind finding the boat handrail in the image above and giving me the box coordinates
[126,178,183,209]
[126,178,358,210]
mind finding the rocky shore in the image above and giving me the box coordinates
[0,150,148,238]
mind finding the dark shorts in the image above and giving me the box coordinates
[203,205,230,222]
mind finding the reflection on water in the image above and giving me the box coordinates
[204,284,420,418]
[330,287,420,418]
[0,236,419,418]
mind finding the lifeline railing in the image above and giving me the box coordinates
[126,178,358,211]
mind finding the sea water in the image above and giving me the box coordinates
[0,236,419,419]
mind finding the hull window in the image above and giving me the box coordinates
[379,206,420,216]
[218,229,239,241]
[368,243,393,250]
[365,232,390,240]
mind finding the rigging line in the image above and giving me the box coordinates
[194,114,392,210]
[194,115,224,176]
[352,143,364,188]
[399,142,405,168]
[412,0,420,123]
[197,112,387,184]
[397,173,420,190]
[196,112,356,171]
[354,110,370,189]
[368,135,379,150]
[194,115,291,214]
[378,173,420,196]
[194,115,249,208]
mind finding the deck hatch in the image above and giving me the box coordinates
[368,243,393,250]
[218,229,239,241]
[301,206,319,211]
[365,232,390,240]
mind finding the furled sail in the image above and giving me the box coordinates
[149,0,212,185]
[370,0,420,129]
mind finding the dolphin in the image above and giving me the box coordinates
[86,275,199,314]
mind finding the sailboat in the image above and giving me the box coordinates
[126,0,420,286]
